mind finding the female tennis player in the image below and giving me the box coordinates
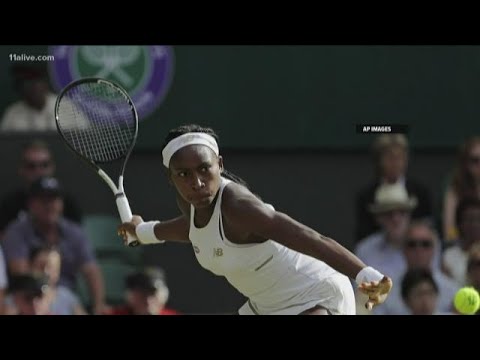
[118,125,392,315]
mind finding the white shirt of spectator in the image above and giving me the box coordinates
[443,245,467,286]
[0,92,57,132]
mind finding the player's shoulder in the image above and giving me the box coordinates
[222,180,257,206]
[222,180,271,220]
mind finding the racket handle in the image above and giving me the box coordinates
[116,195,140,247]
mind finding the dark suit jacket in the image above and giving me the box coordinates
[355,179,433,244]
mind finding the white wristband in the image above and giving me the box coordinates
[135,221,165,245]
[355,266,384,286]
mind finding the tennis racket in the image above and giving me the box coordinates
[55,77,139,247]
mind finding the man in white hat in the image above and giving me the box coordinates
[355,182,417,280]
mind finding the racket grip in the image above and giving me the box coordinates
[116,195,140,247]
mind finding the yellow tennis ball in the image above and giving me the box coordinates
[454,287,480,315]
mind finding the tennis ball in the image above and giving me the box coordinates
[454,287,480,315]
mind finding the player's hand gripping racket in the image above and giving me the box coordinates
[55,77,140,247]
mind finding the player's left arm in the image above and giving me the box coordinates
[222,184,392,309]
[223,185,364,279]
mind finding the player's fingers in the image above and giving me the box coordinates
[359,281,379,290]
[359,281,381,291]
[358,287,378,296]
[380,276,393,291]
[365,300,374,311]
[117,224,127,234]
[118,223,136,236]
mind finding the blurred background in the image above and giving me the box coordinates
[0,45,479,315]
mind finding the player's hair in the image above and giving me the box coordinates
[163,124,250,188]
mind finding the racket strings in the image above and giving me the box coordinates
[56,82,136,163]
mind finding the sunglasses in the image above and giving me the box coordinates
[23,160,51,170]
[405,239,434,249]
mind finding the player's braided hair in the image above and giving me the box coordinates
[163,124,250,188]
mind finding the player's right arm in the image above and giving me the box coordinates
[118,215,190,244]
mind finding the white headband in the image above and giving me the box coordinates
[162,132,219,168]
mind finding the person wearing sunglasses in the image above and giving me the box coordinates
[443,197,480,286]
[0,140,82,239]
[373,220,458,315]
[443,136,480,243]
[356,182,416,281]
[355,134,433,245]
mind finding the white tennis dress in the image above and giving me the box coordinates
[189,178,355,315]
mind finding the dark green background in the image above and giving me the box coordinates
[1,45,479,149]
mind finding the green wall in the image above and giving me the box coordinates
[1,45,479,149]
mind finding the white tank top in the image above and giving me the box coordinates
[189,178,339,312]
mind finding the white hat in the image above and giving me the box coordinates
[368,183,417,214]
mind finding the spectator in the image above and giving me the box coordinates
[374,221,457,315]
[443,136,480,243]
[2,176,106,314]
[0,140,82,237]
[355,182,415,278]
[401,268,439,315]
[8,274,51,315]
[30,246,87,315]
[443,197,480,285]
[466,244,480,315]
[0,63,57,132]
[106,268,179,315]
[355,134,432,243]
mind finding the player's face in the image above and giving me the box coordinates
[169,145,223,209]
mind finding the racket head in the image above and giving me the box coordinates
[55,77,139,167]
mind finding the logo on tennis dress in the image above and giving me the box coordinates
[48,45,174,120]
[213,248,223,257]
